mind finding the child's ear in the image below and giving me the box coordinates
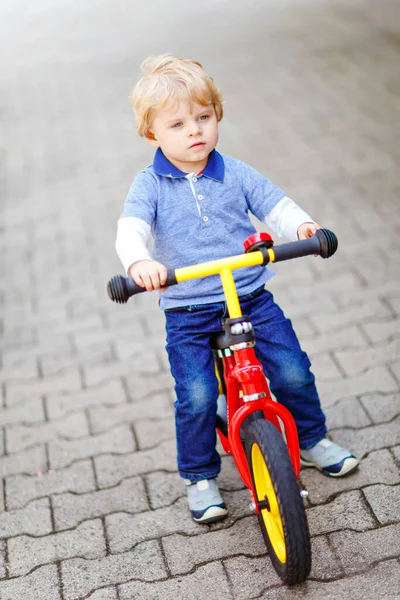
[145,131,160,149]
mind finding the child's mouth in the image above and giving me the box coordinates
[189,142,206,148]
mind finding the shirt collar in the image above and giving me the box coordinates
[152,148,225,182]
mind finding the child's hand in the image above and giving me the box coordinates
[128,260,168,292]
[297,222,321,240]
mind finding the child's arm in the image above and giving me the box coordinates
[264,196,320,241]
[238,161,319,242]
[115,217,167,291]
[116,171,167,291]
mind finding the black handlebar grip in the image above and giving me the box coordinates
[107,270,178,304]
[271,229,338,263]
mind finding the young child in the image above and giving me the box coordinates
[116,54,360,524]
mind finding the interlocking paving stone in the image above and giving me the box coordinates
[46,379,128,419]
[134,418,175,450]
[224,536,343,599]
[0,480,4,512]
[361,318,400,344]
[260,559,400,600]
[107,489,251,553]
[223,555,282,599]
[359,392,400,424]
[363,484,400,524]
[40,345,114,377]
[85,589,118,600]
[300,448,400,505]
[0,540,6,579]
[306,490,376,536]
[6,411,89,453]
[0,397,45,427]
[5,368,82,405]
[0,445,47,478]
[329,523,400,574]
[88,393,173,434]
[8,519,106,577]
[145,471,183,510]
[334,339,400,377]
[52,477,149,530]
[0,564,61,600]
[390,359,400,383]
[324,397,371,429]
[0,498,52,538]
[61,540,167,600]
[307,353,343,381]
[317,366,399,408]
[330,416,400,456]
[302,325,366,356]
[48,423,136,469]
[84,353,162,387]
[310,301,392,333]
[162,516,266,575]
[0,357,39,382]
[125,372,175,401]
[119,562,233,600]
[94,439,177,488]
[6,459,96,509]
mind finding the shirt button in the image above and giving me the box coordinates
[203,216,209,222]
[192,177,197,182]
[198,195,203,200]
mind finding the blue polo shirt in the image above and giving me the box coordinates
[120,149,286,309]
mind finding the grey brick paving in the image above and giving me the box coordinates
[88,392,173,434]
[52,477,149,530]
[5,459,96,510]
[1,0,400,597]
[0,445,47,478]
[0,565,61,600]
[5,411,89,453]
[119,562,233,599]
[46,379,128,420]
[61,541,167,600]
[330,523,400,574]
[48,423,136,469]
[8,519,107,577]
[0,498,52,538]
[363,484,400,525]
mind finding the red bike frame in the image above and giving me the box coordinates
[217,344,300,511]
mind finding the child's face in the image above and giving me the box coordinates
[147,101,219,173]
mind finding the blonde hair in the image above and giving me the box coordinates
[130,54,224,139]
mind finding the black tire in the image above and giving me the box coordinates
[244,419,311,584]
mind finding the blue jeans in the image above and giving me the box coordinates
[165,287,327,482]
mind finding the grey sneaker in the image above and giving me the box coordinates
[185,478,228,523]
[300,438,360,477]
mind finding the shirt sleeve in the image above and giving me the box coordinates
[239,161,315,241]
[120,169,158,225]
[115,217,152,273]
[263,196,316,242]
[240,161,287,221]
[116,169,158,273]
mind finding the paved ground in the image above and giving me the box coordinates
[1,0,400,598]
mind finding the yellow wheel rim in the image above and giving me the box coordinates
[252,443,287,563]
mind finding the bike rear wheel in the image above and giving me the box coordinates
[244,419,311,584]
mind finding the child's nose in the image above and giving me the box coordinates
[188,122,201,136]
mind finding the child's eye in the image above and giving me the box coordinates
[199,114,209,121]
[172,122,183,128]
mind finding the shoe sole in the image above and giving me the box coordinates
[192,506,228,523]
[300,456,360,478]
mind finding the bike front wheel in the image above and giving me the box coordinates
[244,419,311,584]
